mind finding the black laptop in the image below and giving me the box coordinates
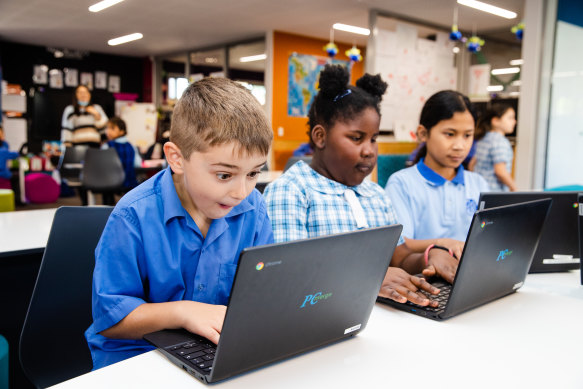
[377,199,551,321]
[479,191,581,272]
[144,224,402,383]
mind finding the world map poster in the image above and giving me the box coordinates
[288,53,350,117]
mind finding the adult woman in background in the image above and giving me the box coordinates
[61,85,108,147]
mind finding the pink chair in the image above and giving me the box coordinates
[24,173,60,204]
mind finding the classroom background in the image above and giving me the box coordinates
[0,0,582,388]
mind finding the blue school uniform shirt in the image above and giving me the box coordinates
[263,160,404,245]
[385,158,490,241]
[474,131,514,192]
[85,167,273,369]
[106,136,140,189]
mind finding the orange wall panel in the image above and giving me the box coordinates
[271,31,365,169]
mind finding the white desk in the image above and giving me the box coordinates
[0,208,56,257]
[50,271,583,389]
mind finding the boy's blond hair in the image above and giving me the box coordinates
[170,77,272,159]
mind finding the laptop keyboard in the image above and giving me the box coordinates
[409,280,452,312]
[166,337,217,374]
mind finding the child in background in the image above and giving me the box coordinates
[0,126,19,189]
[264,65,457,308]
[474,104,517,191]
[385,90,490,255]
[103,117,141,191]
[86,77,274,369]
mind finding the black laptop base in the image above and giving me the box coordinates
[144,329,216,384]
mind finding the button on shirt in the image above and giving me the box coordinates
[263,160,404,244]
[385,158,490,241]
[85,167,273,369]
[474,131,514,192]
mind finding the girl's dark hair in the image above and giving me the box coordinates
[73,85,92,116]
[108,116,127,135]
[475,103,513,141]
[413,90,475,164]
[307,64,388,147]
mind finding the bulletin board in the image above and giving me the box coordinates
[117,102,158,153]
[372,23,457,140]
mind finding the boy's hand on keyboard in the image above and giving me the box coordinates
[379,267,440,307]
[180,302,227,345]
[423,249,458,284]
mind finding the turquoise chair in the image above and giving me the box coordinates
[377,154,409,188]
[0,334,7,389]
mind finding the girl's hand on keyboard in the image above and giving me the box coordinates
[379,267,440,307]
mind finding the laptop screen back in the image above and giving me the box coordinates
[210,224,402,382]
[479,191,581,272]
[444,199,551,318]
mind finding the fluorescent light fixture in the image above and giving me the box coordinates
[89,0,124,12]
[453,47,460,54]
[487,85,504,92]
[239,54,267,63]
[108,33,143,46]
[509,91,520,97]
[509,59,524,66]
[511,80,522,86]
[333,23,370,36]
[457,0,517,19]
[491,67,520,75]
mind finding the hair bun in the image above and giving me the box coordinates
[318,64,349,99]
[356,73,388,99]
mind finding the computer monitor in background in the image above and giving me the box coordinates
[479,191,581,273]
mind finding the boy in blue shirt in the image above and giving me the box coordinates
[86,77,274,369]
[103,116,141,191]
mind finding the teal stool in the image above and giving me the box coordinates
[0,334,8,389]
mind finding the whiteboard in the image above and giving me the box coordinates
[2,116,27,151]
[372,24,457,139]
[545,21,583,188]
[117,102,158,154]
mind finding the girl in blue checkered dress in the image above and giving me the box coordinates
[474,104,517,192]
[265,65,459,308]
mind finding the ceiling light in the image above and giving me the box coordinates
[491,67,520,75]
[511,80,521,86]
[509,91,520,97]
[108,33,143,46]
[333,23,370,36]
[457,0,517,19]
[204,57,218,64]
[453,47,460,54]
[239,54,267,63]
[487,85,504,92]
[89,0,124,12]
[509,59,524,66]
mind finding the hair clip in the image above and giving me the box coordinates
[333,89,352,102]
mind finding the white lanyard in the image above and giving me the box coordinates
[343,189,369,229]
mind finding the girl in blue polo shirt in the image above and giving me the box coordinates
[385,90,489,254]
